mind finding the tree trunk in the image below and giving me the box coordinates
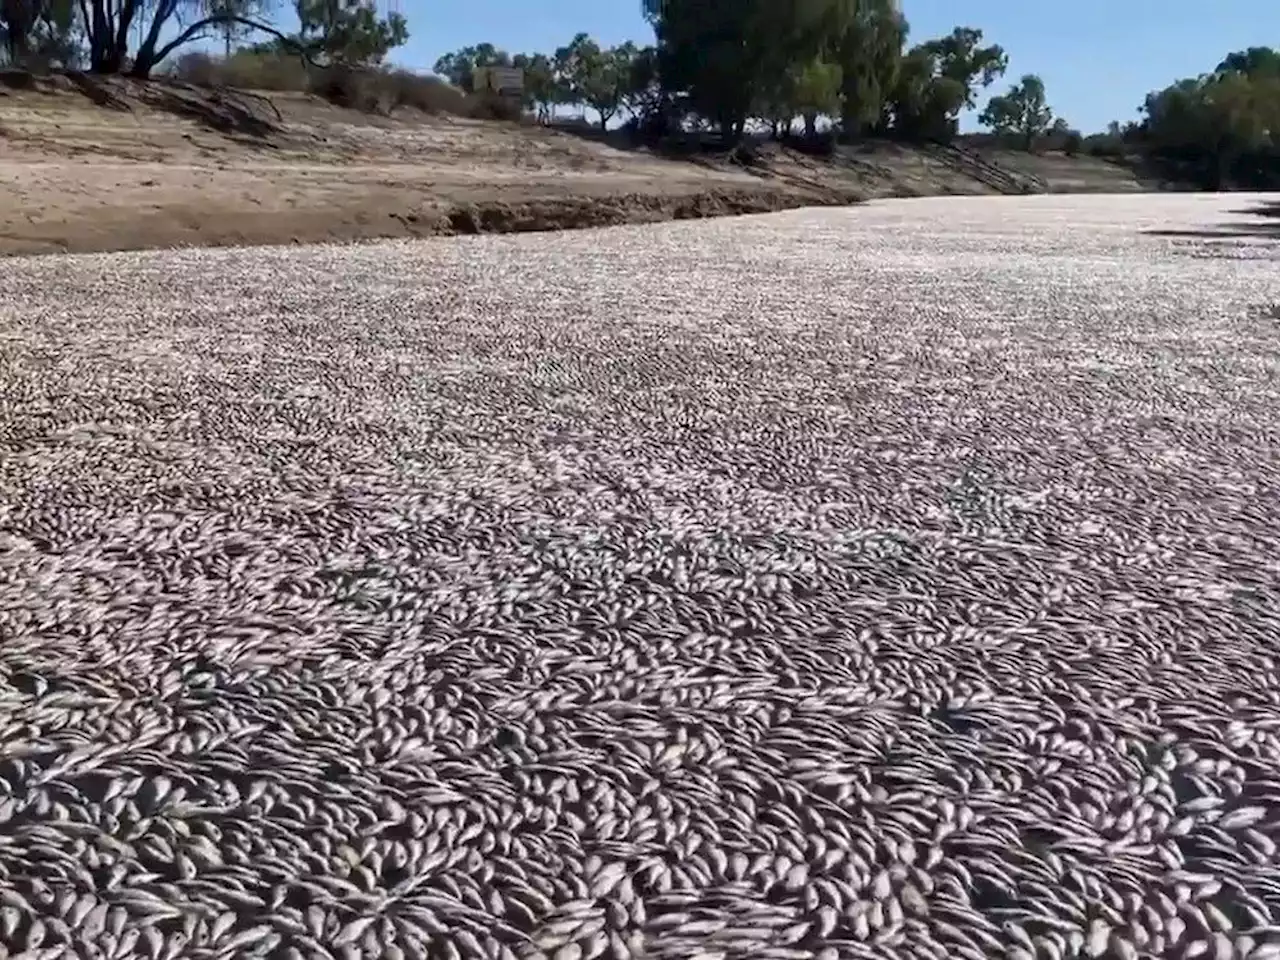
[715,111,732,144]
[803,113,817,139]
[1,0,33,66]
[83,0,131,74]
[130,0,172,78]
[107,0,140,71]
[842,108,862,141]
[92,44,125,73]
[87,0,109,70]
[1215,146,1230,191]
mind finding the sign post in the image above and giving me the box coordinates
[471,67,525,99]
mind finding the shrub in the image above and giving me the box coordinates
[166,52,221,87]
[1083,133,1125,159]
[467,91,525,122]
[168,51,307,91]
[380,69,472,113]
[308,63,381,110]
[165,51,483,117]
[229,52,312,92]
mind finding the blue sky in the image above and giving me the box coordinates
[377,0,1277,133]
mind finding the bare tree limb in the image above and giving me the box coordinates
[219,82,282,121]
[144,15,314,72]
[74,0,91,44]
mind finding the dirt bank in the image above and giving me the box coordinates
[0,74,1149,257]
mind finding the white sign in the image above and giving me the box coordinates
[473,66,524,96]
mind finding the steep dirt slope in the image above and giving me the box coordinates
[0,75,1148,257]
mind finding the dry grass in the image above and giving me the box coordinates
[0,72,783,257]
[165,50,522,119]
[0,68,1150,258]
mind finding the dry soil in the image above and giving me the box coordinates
[0,74,1148,256]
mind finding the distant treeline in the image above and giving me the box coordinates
[3,0,1277,187]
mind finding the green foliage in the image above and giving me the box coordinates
[15,0,400,79]
[644,0,908,142]
[879,26,1006,141]
[791,57,841,136]
[432,43,510,92]
[205,0,273,58]
[648,0,773,138]
[979,73,1053,150]
[834,0,905,136]
[289,0,407,65]
[513,51,561,120]
[4,0,1274,192]
[1216,46,1280,78]
[888,46,966,140]
[433,36,642,127]
[921,26,1008,109]
[0,0,79,68]
[555,33,639,130]
[621,44,661,117]
[1137,48,1280,188]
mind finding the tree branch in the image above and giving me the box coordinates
[112,0,137,62]
[146,14,317,71]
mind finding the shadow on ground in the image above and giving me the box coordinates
[3,70,285,144]
[138,83,283,142]
[1143,200,1280,240]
